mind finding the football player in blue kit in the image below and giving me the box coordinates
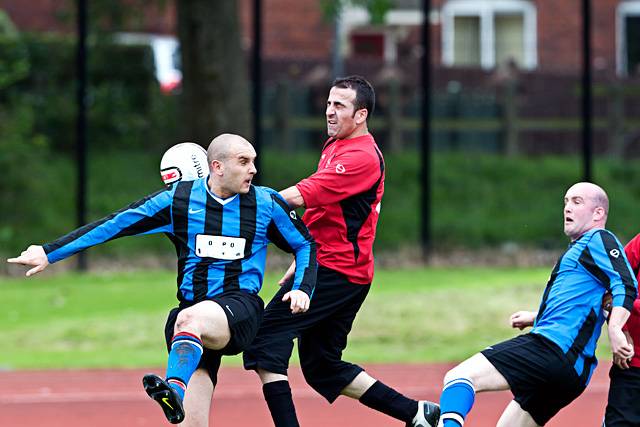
[8,134,317,426]
[434,182,636,427]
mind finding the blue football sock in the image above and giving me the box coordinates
[439,378,475,427]
[165,332,204,400]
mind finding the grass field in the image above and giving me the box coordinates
[0,264,615,369]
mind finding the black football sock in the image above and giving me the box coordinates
[262,380,300,427]
[359,380,418,422]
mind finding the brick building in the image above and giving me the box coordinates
[1,0,639,76]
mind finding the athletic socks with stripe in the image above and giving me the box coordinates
[165,332,204,400]
[439,378,475,426]
[359,380,419,422]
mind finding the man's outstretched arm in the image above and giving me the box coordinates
[279,186,305,209]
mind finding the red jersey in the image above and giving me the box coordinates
[623,233,640,368]
[296,134,384,284]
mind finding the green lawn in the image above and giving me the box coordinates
[0,264,613,369]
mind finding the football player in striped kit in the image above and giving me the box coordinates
[8,133,317,425]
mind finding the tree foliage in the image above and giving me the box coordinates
[320,0,393,25]
[63,0,251,144]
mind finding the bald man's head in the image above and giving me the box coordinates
[206,133,257,198]
[207,133,254,166]
[563,182,609,240]
[567,182,609,214]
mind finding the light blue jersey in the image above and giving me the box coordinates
[532,228,636,383]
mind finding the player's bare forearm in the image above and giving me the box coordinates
[279,186,305,209]
[609,306,631,330]
[608,306,633,361]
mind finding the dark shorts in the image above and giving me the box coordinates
[604,365,640,426]
[243,265,370,402]
[165,290,264,386]
[481,333,587,426]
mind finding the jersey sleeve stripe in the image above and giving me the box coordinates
[578,246,611,289]
[599,231,637,311]
[43,187,172,263]
[43,187,170,256]
[298,244,317,296]
[269,193,317,295]
[271,194,314,242]
[109,206,171,240]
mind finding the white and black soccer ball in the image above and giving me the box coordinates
[160,142,208,185]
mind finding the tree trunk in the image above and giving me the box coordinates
[176,0,251,146]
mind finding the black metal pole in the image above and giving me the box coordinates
[581,0,593,182]
[332,14,344,79]
[76,0,88,271]
[420,0,432,259]
[252,0,262,183]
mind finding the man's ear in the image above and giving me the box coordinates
[355,108,368,125]
[211,160,224,176]
[593,206,606,221]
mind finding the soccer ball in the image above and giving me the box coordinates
[160,142,208,185]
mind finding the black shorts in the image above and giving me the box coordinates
[481,333,586,426]
[165,290,264,385]
[604,365,640,426]
[243,265,370,402]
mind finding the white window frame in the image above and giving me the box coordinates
[340,5,425,63]
[441,0,537,70]
[616,1,640,76]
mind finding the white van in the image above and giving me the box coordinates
[115,33,182,93]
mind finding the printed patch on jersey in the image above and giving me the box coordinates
[335,163,345,174]
[289,211,297,220]
[195,234,246,260]
[610,249,620,258]
[161,167,181,185]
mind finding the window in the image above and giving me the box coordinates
[442,0,537,69]
[453,16,481,65]
[350,33,385,58]
[617,2,640,76]
[340,2,423,63]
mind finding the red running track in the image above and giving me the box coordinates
[0,362,610,426]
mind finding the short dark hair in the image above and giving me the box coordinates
[332,75,375,117]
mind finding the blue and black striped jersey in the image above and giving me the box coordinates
[532,228,637,384]
[43,178,317,302]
